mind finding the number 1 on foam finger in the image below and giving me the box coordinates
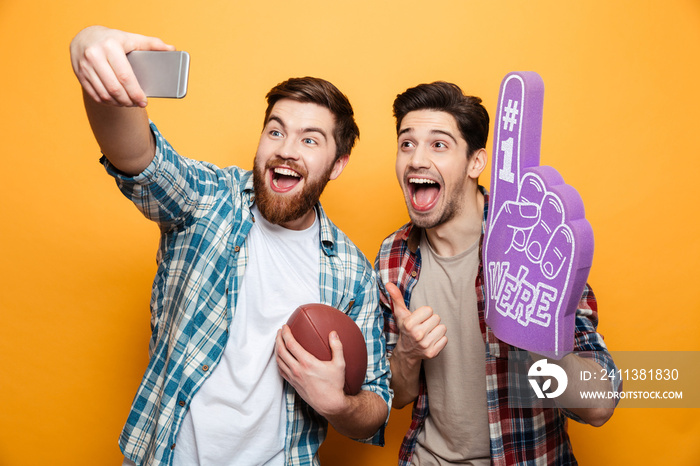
[499,137,515,183]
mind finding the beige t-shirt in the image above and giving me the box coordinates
[410,232,490,465]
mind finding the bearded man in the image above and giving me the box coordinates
[70,26,390,466]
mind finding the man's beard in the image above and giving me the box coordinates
[253,156,333,226]
[408,196,462,230]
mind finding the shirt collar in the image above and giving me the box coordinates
[242,170,255,207]
[316,203,338,256]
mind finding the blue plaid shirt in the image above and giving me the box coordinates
[104,123,391,466]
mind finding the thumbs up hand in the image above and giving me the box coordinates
[385,282,448,362]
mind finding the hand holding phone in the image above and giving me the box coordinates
[127,51,190,99]
[70,26,180,106]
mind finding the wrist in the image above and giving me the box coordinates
[318,391,355,421]
[313,388,351,419]
[392,343,423,371]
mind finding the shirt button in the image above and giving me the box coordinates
[178,400,186,407]
[411,271,417,278]
[202,364,209,371]
[234,246,240,253]
[171,443,176,450]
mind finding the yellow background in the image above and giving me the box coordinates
[2,0,699,464]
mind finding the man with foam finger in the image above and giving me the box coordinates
[70,25,390,466]
[376,80,618,465]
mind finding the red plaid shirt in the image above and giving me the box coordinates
[375,188,616,465]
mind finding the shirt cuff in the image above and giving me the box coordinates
[100,121,164,185]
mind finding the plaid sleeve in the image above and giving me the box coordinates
[373,225,415,353]
[349,266,393,446]
[376,264,399,354]
[563,283,622,422]
[572,284,618,381]
[102,121,232,230]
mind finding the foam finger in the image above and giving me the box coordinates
[490,72,545,211]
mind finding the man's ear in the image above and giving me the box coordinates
[329,154,350,180]
[468,148,487,179]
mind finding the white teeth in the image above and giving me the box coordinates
[274,167,300,177]
[409,178,437,185]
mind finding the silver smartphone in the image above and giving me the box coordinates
[127,51,190,98]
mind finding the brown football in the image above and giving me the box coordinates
[286,303,368,395]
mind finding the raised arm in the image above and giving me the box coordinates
[70,26,175,175]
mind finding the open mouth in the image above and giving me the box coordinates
[408,176,441,211]
[270,166,303,193]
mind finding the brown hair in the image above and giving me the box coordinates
[393,81,489,157]
[264,77,360,160]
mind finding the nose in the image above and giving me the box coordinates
[408,144,430,169]
[278,137,300,161]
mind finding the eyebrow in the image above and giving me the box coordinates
[268,115,328,141]
[398,127,458,144]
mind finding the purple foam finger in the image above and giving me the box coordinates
[484,72,595,358]
[488,72,544,213]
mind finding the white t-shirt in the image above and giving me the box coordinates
[171,204,320,465]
